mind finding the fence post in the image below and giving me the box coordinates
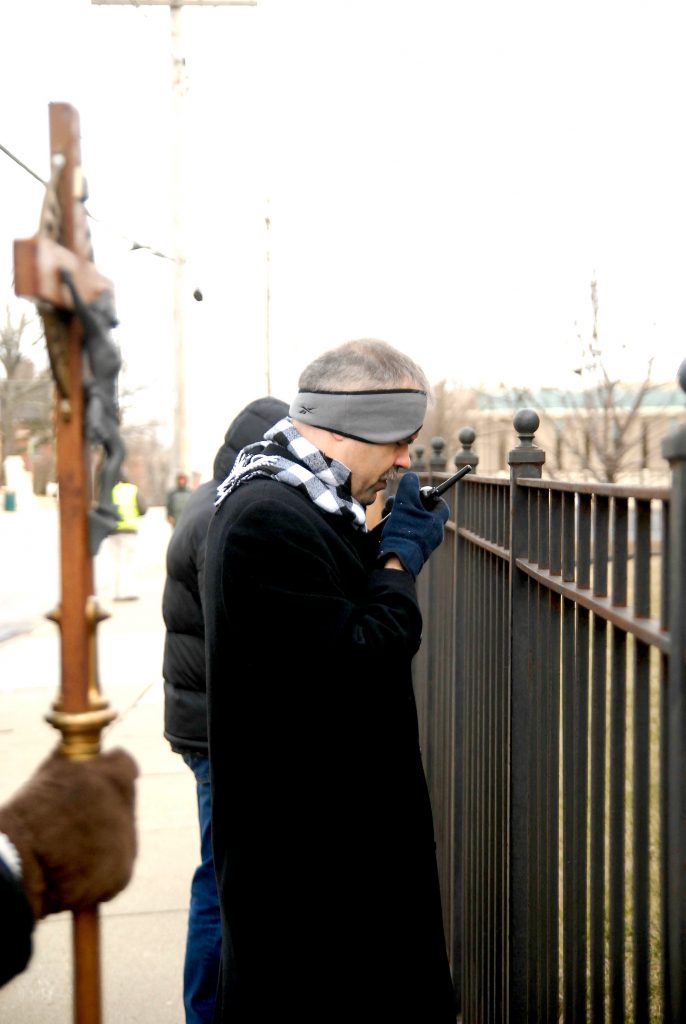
[507,409,546,1021]
[661,360,686,1022]
[451,426,478,1014]
[453,426,480,472]
[429,436,448,484]
[411,443,426,473]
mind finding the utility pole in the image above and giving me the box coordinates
[91,0,256,477]
[264,199,271,396]
[170,0,189,476]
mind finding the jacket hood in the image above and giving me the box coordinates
[213,396,289,481]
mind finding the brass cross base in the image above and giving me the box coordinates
[46,595,116,760]
[45,706,118,762]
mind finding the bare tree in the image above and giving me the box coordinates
[419,380,476,460]
[120,420,172,505]
[487,278,674,483]
[0,304,53,485]
[559,277,658,482]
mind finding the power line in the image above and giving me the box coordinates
[0,138,173,261]
[0,141,46,186]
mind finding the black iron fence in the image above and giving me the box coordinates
[405,398,686,1023]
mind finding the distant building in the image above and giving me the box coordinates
[459,381,685,484]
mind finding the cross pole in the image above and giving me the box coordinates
[13,102,120,1024]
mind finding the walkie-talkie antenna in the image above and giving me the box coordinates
[420,464,473,505]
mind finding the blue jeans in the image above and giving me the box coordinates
[181,753,221,1024]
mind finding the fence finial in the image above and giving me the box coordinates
[663,359,686,463]
[430,437,447,474]
[678,357,686,394]
[454,426,479,469]
[508,408,545,478]
[411,443,426,471]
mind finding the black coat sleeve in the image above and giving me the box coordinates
[0,857,34,987]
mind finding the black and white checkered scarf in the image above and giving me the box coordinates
[215,417,367,530]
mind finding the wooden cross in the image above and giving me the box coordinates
[13,102,120,1024]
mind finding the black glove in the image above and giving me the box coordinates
[377,472,449,578]
[366,494,395,545]
[380,494,395,518]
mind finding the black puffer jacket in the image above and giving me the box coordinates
[162,396,288,753]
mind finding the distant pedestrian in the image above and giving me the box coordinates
[162,396,288,1024]
[110,476,147,601]
[166,472,192,528]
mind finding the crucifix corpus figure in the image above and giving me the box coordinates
[14,112,125,557]
[60,267,125,544]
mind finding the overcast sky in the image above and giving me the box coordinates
[2,0,685,475]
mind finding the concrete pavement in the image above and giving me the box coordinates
[0,500,198,1023]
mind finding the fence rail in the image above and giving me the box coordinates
[406,397,686,1023]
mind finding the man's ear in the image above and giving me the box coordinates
[322,431,357,467]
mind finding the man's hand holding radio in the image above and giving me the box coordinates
[377,471,449,578]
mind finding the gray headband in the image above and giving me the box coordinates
[289,389,427,444]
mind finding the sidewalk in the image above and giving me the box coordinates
[0,503,198,1023]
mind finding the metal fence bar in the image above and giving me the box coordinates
[632,498,652,1023]
[486,489,496,1024]
[534,492,547,1020]
[461,475,475,1020]
[480,503,488,1019]
[609,496,628,1022]
[442,507,457,968]
[538,515,551,1024]
[543,484,561,1023]
[532,485,544,1020]
[590,493,609,1023]
[532,490,545,1018]
[575,494,591,1020]
[440,530,454,894]
[561,489,579,1021]
[465,484,478,1022]
[660,497,671,1021]
[547,599,562,1021]
[662,397,686,1021]
[546,486,562,1023]
[495,542,507,1021]
[451,444,473,1014]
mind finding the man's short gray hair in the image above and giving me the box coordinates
[298,338,431,397]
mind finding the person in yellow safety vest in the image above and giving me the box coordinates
[110,476,147,601]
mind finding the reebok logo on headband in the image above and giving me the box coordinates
[289,389,427,445]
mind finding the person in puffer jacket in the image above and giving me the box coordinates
[162,395,288,1024]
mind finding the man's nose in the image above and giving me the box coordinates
[394,445,412,469]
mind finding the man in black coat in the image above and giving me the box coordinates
[162,396,288,1024]
[204,340,457,1022]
